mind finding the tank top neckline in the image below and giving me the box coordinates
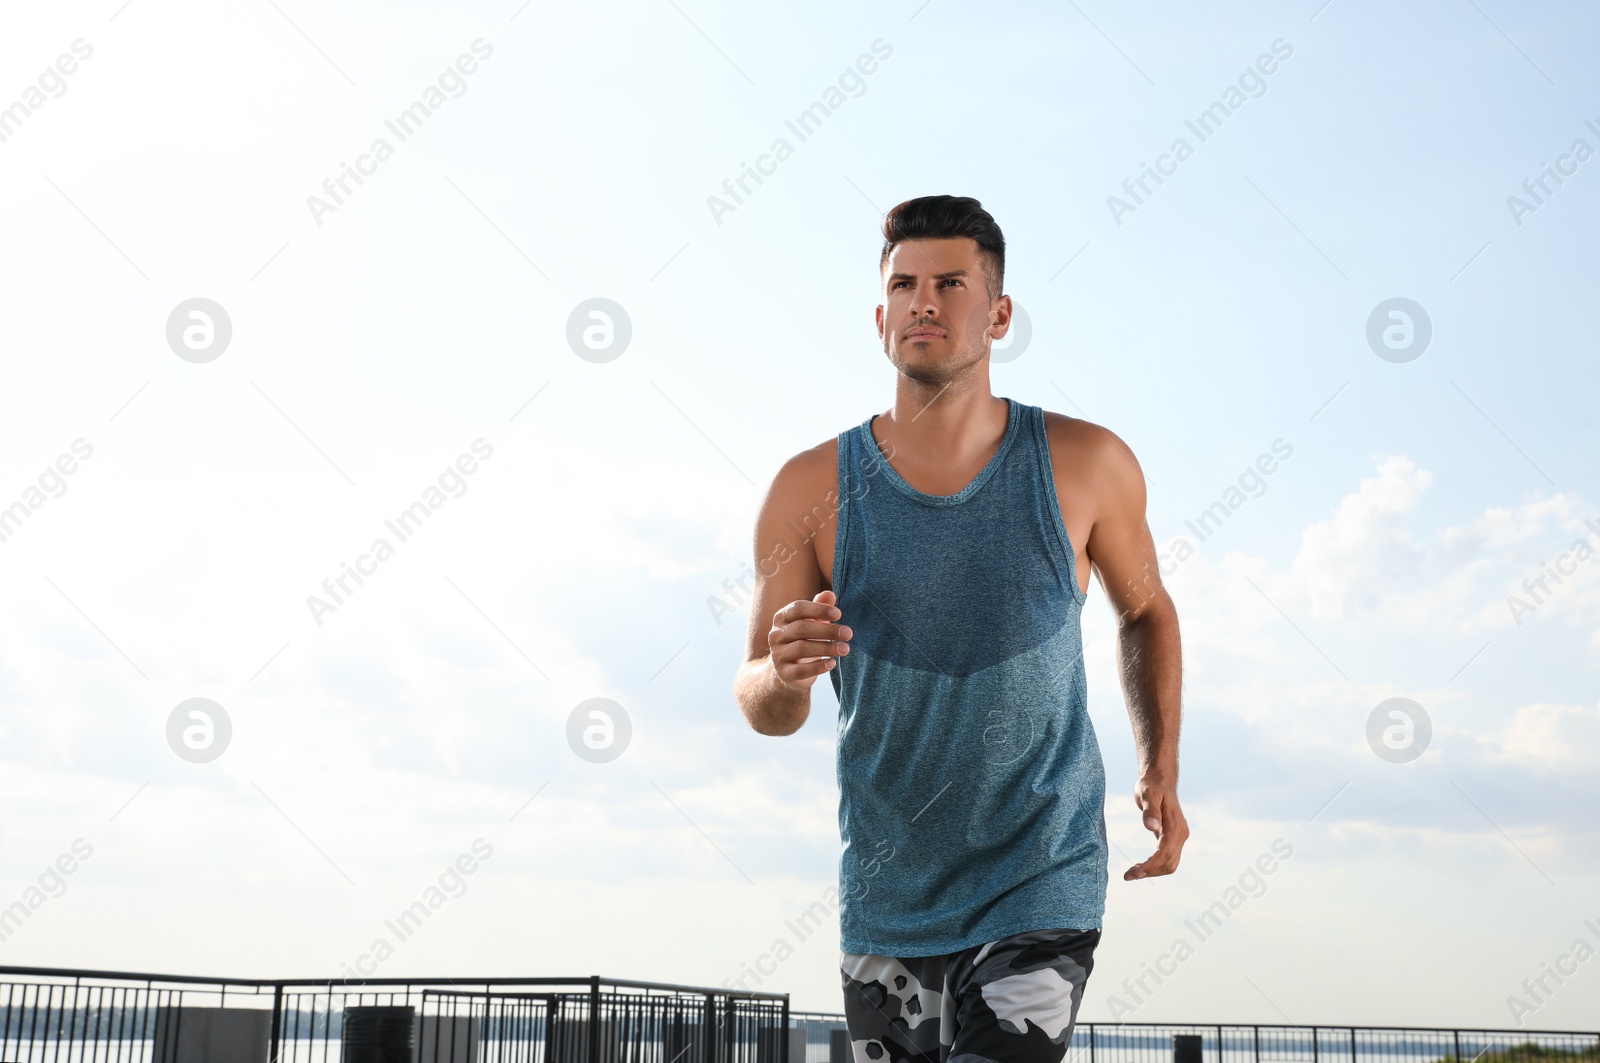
[860,396,1020,507]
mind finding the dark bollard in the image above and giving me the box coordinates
[1175,1034,1204,1063]
[342,1005,416,1063]
[829,1029,851,1063]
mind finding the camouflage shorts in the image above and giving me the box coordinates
[839,927,1100,1063]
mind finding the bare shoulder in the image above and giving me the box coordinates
[1039,410,1147,495]
[765,436,839,509]
[757,435,842,567]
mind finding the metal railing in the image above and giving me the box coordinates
[0,966,789,1063]
[787,1014,1599,1063]
[2,968,1593,1063]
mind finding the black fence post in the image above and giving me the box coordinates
[589,977,602,1063]
[782,995,791,1063]
[171,990,185,1063]
[704,994,716,1063]
[1454,1031,1462,1063]
[269,984,283,1063]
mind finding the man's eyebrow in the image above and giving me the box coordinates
[886,269,971,282]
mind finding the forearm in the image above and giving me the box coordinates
[733,657,811,736]
[1116,597,1182,780]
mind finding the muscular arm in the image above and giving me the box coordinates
[731,446,850,736]
[1080,429,1188,880]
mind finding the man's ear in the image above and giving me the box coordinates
[991,294,1013,340]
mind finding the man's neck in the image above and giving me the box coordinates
[876,373,1006,466]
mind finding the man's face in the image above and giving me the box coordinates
[876,237,1009,386]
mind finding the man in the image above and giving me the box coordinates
[731,195,1186,1063]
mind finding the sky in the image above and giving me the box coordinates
[1,0,1598,1031]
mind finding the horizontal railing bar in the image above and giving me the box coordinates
[420,987,787,1002]
[0,966,787,998]
[787,1016,1599,1037]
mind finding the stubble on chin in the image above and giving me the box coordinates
[885,340,987,387]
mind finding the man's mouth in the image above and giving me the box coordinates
[904,327,944,341]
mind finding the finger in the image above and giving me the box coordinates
[1130,835,1184,879]
[1139,790,1164,835]
[1123,848,1170,880]
[785,620,852,640]
[1154,806,1190,870]
[777,598,842,624]
[770,626,851,665]
[774,642,850,668]
[773,655,838,686]
[774,620,852,644]
[771,629,849,660]
[1127,816,1188,880]
[791,639,850,657]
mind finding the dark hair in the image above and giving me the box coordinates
[879,195,1005,300]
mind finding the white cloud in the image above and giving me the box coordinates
[1291,455,1432,619]
[1475,700,1600,770]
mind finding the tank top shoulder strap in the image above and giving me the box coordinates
[832,417,865,588]
[1018,400,1051,486]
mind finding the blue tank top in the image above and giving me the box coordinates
[829,396,1108,957]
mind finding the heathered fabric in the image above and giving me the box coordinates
[829,396,1107,956]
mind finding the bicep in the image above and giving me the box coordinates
[741,456,828,663]
[1085,440,1168,622]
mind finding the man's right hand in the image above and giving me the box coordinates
[768,589,852,691]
